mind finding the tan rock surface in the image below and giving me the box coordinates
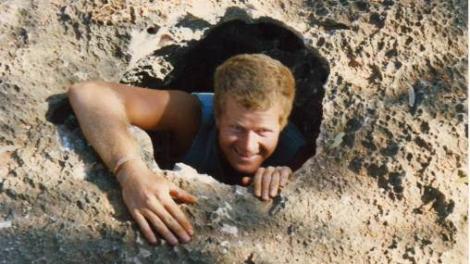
[0,0,467,263]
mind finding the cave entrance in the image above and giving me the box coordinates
[122,18,330,172]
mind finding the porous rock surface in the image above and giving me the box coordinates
[0,0,467,263]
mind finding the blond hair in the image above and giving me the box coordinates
[213,54,295,127]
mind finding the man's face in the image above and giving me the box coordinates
[216,97,283,174]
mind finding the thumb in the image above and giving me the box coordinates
[241,176,253,186]
[170,185,198,204]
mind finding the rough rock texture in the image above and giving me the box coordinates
[0,0,467,263]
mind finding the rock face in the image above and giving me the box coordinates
[0,1,467,263]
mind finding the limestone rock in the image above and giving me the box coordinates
[0,0,466,263]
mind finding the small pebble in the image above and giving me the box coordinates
[0,220,12,229]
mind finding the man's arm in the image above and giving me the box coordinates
[68,81,200,245]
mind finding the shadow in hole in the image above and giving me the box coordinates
[46,93,73,125]
[122,16,330,171]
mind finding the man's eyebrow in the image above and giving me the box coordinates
[254,125,274,132]
[230,122,243,127]
[230,122,274,132]
[258,127,274,132]
[230,123,246,130]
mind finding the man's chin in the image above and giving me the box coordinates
[230,161,260,174]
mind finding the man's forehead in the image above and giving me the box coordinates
[223,96,279,112]
[222,99,281,126]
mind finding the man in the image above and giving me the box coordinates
[68,54,307,246]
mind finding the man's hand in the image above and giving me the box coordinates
[118,161,197,246]
[241,166,292,201]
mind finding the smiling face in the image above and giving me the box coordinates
[216,97,283,174]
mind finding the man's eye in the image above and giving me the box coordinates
[231,126,243,133]
[258,129,272,136]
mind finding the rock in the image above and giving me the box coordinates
[0,220,12,229]
[0,0,466,263]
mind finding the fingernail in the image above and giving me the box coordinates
[182,234,191,243]
[170,238,179,246]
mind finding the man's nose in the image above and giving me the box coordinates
[240,131,259,154]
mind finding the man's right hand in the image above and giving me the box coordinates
[117,160,197,246]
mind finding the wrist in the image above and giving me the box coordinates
[115,158,147,186]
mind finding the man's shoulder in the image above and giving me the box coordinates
[190,92,215,126]
[166,91,214,156]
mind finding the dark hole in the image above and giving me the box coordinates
[146,26,159,34]
[46,93,74,127]
[122,18,330,167]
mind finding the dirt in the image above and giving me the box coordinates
[0,0,467,263]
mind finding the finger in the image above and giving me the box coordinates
[164,198,194,236]
[279,167,292,187]
[270,170,280,197]
[262,167,273,201]
[241,176,252,186]
[149,197,191,244]
[254,168,264,197]
[142,209,179,246]
[131,211,158,245]
[170,186,197,204]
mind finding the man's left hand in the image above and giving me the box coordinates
[241,166,292,201]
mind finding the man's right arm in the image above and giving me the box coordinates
[68,81,199,245]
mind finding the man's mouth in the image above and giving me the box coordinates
[233,148,257,161]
